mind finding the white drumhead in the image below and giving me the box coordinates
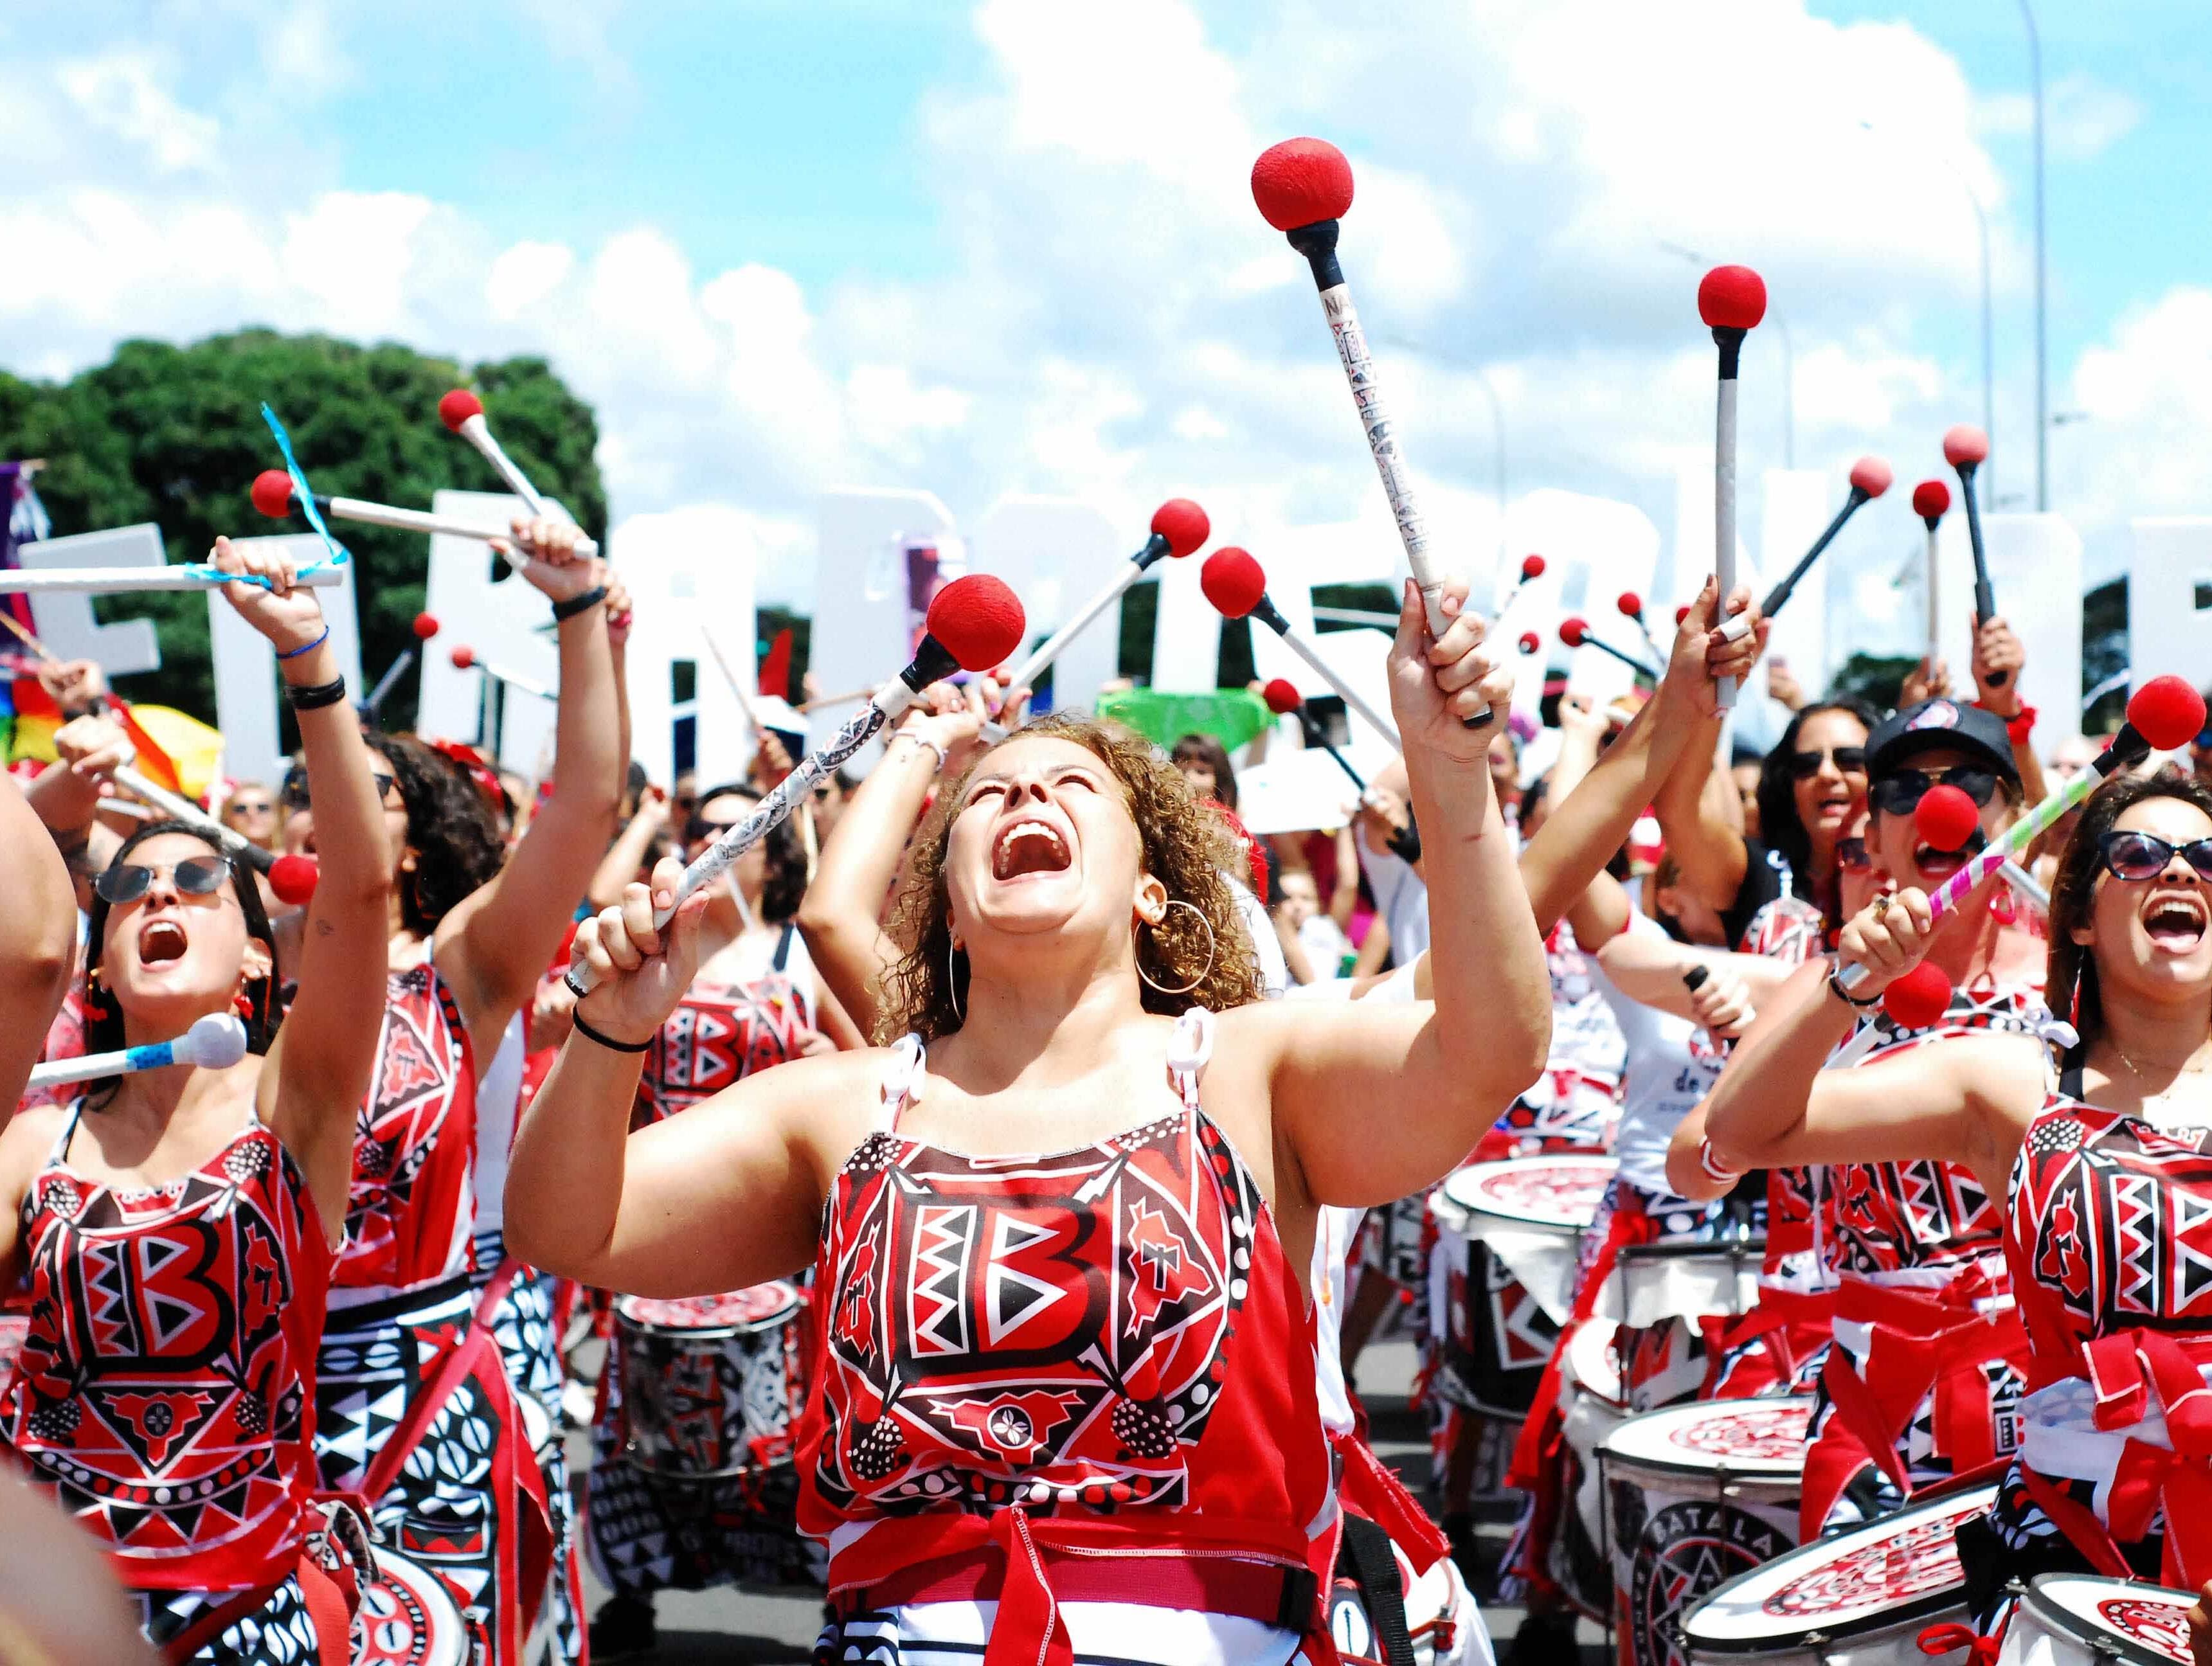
[1685,1485,1995,1649]
[1442,1156,1615,1233]
[2023,1574,2197,1666]
[355,1548,469,1666]
[1599,1397,1813,1488]
[1562,1319,1624,1408]
[615,1280,802,1336]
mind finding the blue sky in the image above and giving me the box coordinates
[4,0,2209,641]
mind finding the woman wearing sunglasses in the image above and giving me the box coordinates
[283,519,622,1666]
[1669,697,2058,1543]
[0,539,391,1663]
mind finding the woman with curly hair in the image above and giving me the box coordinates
[283,519,622,1666]
[0,539,391,1662]
[508,580,1549,1664]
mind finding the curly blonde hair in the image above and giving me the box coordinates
[876,713,1265,1044]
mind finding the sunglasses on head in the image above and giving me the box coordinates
[1788,745,1867,780]
[94,855,233,906]
[2098,829,2212,884]
[1869,767,2001,819]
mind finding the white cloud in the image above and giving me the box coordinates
[485,241,575,321]
[59,54,222,176]
[1978,73,2145,162]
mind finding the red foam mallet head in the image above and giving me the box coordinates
[1883,961,1954,1032]
[1520,553,1546,581]
[1200,547,1268,620]
[1912,479,1950,519]
[267,854,319,908]
[1617,590,1644,620]
[1697,265,1767,331]
[2127,676,2209,751]
[1942,424,1990,468]
[249,470,296,519]
[924,574,1027,672]
[1150,497,1209,558]
[450,645,476,669]
[1914,784,1982,854]
[1263,678,1302,716]
[438,388,484,433]
[1849,456,1894,499]
[411,612,439,641]
[1517,631,1540,655]
[1560,616,1590,647]
[1251,138,1354,231]
[1675,605,1691,625]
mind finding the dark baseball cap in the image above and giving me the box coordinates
[1864,698,2019,785]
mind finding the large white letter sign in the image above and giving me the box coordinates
[415,490,555,770]
[1983,514,2083,750]
[608,505,759,790]
[813,489,957,774]
[2130,518,2212,713]
[211,535,366,788]
[967,496,1120,716]
[19,524,165,674]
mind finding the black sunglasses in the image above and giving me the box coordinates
[686,818,742,845]
[1837,836,1873,873]
[2099,830,2212,884]
[1788,745,1867,780]
[94,855,233,906]
[1870,767,2000,819]
[282,771,397,811]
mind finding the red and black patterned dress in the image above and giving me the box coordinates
[804,1009,1333,1666]
[315,964,546,1666]
[1797,978,2051,1537]
[1973,1071,2212,1611]
[588,949,827,1600]
[1,1101,342,1662]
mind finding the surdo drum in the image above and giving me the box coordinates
[1552,1318,1632,1622]
[1681,1484,1997,1666]
[1429,1156,1615,1417]
[352,1546,469,1666]
[612,1282,809,1478]
[1997,1575,2200,1666]
[1601,1396,1813,1666]
[1604,1238,1765,1411]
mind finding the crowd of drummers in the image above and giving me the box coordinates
[3,509,2212,1666]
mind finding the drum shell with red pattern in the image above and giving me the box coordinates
[1997,1574,2199,1666]
[612,1282,811,1479]
[352,1546,469,1666]
[1681,1484,1995,1666]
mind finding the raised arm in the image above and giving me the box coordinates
[587,788,670,911]
[1653,685,1751,918]
[0,769,81,1119]
[207,540,393,1241]
[1254,579,1550,1206]
[436,520,623,1050]
[1972,614,2048,809]
[1596,920,1802,1024]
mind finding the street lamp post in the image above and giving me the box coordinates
[2019,0,2048,512]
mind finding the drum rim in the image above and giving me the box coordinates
[615,1282,802,1336]
[2021,1572,2198,1666]
[1614,1237,1768,1266]
[1443,1154,1619,1228]
[361,1546,468,1662]
[1597,1397,1815,1480]
[1680,1485,1998,1650]
[1565,1320,1626,1408]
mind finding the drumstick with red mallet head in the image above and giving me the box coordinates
[1251,136,1489,730]
[1560,616,1658,681]
[980,498,1209,741]
[109,760,319,902]
[1698,264,1768,706]
[1615,591,1664,663]
[251,470,521,557]
[363,612,441,721]
[1517,631,1541,657]
[450,643,555,703]
[1497,553,1547,617]
[436,388,600,563]
[1912,478,1950,675]
[1941,424,2003,687]
[565,575,1026,998]
[1759,456,1894,619]
[1826,961,1957,1067]
[1262,678,1369,794]
[1201,547,1402,751]
[1834,676,2208,994]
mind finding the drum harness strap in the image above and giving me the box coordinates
[1337,1514,1417,1666]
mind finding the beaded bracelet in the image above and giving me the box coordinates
[276,626,330,661]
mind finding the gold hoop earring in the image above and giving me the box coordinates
[947,938,966,1023]
[1137,899,1216,998]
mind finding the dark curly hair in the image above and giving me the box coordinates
[877,713,1264,1044]
[368,735,507,935]
[1756,696,1881,917]
[2049,766,2212,1052]
[692,783,808,926]
[1169,733,1239,812]
[81,821,279,1095]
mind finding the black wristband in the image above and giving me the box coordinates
[1385,812,1421,865]
[552,585,607,623]
[572,1010,653,1053]
[283,675,349,712]
[1828,969,1883,1009]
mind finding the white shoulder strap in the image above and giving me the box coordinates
[1165,1007,1216,1111]
[878,1034,926,1132]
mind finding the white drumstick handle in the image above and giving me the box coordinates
[456,414,600,559]
[26,1014,249,1089]
[1714,375,1739,710]
[327,496,513,546]
[1276,622,1401,751]
[462,658,556,701]
[1925,524,1942,672]
[0,566,345,595]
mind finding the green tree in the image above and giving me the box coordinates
[1829,652,1920,713]
[0,330,604,728]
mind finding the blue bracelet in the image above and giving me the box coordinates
[276,626,330,661]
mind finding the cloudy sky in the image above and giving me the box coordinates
[5,0,2206,656]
